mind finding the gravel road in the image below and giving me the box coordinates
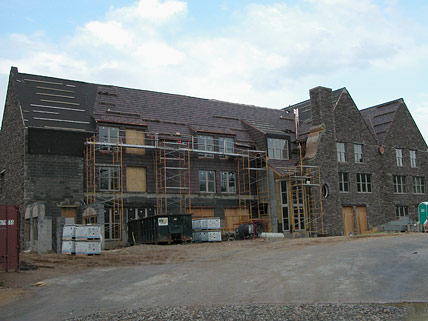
[66,304,406,321]
[2,233,428,321]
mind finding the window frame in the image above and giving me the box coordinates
[99,166,120,191]
[395,148,403,166]
[99,126,119,151]
[410,150,417,168]
[393,175,407,194]
[413,176,425,194]
[356,173,372,193]
[220,171,236,193]
[197,135,214,158]
[267,138,289,160]
[395,205,409,219]
[199,170,216,193]
[339,172,349,192]
[337,142,346,162]
[218,137,234,156]
[354,144,364,163]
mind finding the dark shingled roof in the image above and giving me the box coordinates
[12,67,98,132]
[10,68,295,148]
[360,99,402,145]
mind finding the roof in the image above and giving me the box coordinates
[360,99,402,145]
[10,67,294,145]
[12,67,98,132]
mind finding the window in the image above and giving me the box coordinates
[99,126,119,150]
[104,208,121,240]
[410,150,417,168]
[339,172,349,192]
[198,135,214,157]
[199,170,215,193]
[354,144,364,163]
[413,176,425,194]
[395,205,409,218]
[267,138,289,160]
[356,173,372,193]
[99,166,120,191]
[393,175,406,193]
[337,142,346,162]
[292,185,305,231]
[221,171,236,193]
[396,148,403,166]
[218,137,234,155]
[0,169,4,196]
[83,215,97,224]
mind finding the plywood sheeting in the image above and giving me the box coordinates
[61,207,77,219]
[342,206,354,236]
[190,207,214,219]
[356,206,368,234]
[224,208,249,232]
[126,130,145,155]
[126,167,146,192]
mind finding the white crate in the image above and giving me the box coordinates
[62,240,75,254]
[201,218,221,230]
[62,225,76,239]
[75,225,102,240]
[193,231,222,242]
[192,219,202,230]
[192,218,221,230]
[75,241,101,255]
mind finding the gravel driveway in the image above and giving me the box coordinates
[2,234,428,320]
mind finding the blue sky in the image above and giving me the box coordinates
[1,0,428,139]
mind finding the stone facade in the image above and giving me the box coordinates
[302,87,428,236]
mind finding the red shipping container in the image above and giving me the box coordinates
[0,205,20,271]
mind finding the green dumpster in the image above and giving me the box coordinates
[128,214,192,244]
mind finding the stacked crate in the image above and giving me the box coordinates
[62,224,102,255]
[192,218,222,242]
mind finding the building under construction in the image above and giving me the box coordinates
[1,67,427,252]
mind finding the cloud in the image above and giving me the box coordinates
[1,0,428,137]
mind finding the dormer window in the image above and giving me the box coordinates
[218,137,234,155]
[267,138,289,160]
[197,135,214,158]
[99,126,119,150]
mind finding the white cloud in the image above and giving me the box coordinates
[1,0,428,137]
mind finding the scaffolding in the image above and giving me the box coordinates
[237,150,271,233]
[277,165,324,237]
[155,137,191,215]
[85,135,124,241]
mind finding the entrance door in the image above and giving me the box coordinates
[342,206,354,236]
[356,206,368,234]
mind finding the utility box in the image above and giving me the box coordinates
[418,202,428,225]
[0,205,19,271]
[128,214,192,244]
[192,218,221,230]
[193,231,222,242]
[75,241,101,255]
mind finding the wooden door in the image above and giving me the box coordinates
[356,206,368,234]
[342,206,354,236]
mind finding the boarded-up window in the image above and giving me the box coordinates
[189,207,214,218]
[126,130,145,155]
[126,167,147,192]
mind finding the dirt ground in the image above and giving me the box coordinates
[0,233,405,308]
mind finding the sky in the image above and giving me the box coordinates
[1,0,428,139]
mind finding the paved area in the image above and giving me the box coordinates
[1,234,428,320]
